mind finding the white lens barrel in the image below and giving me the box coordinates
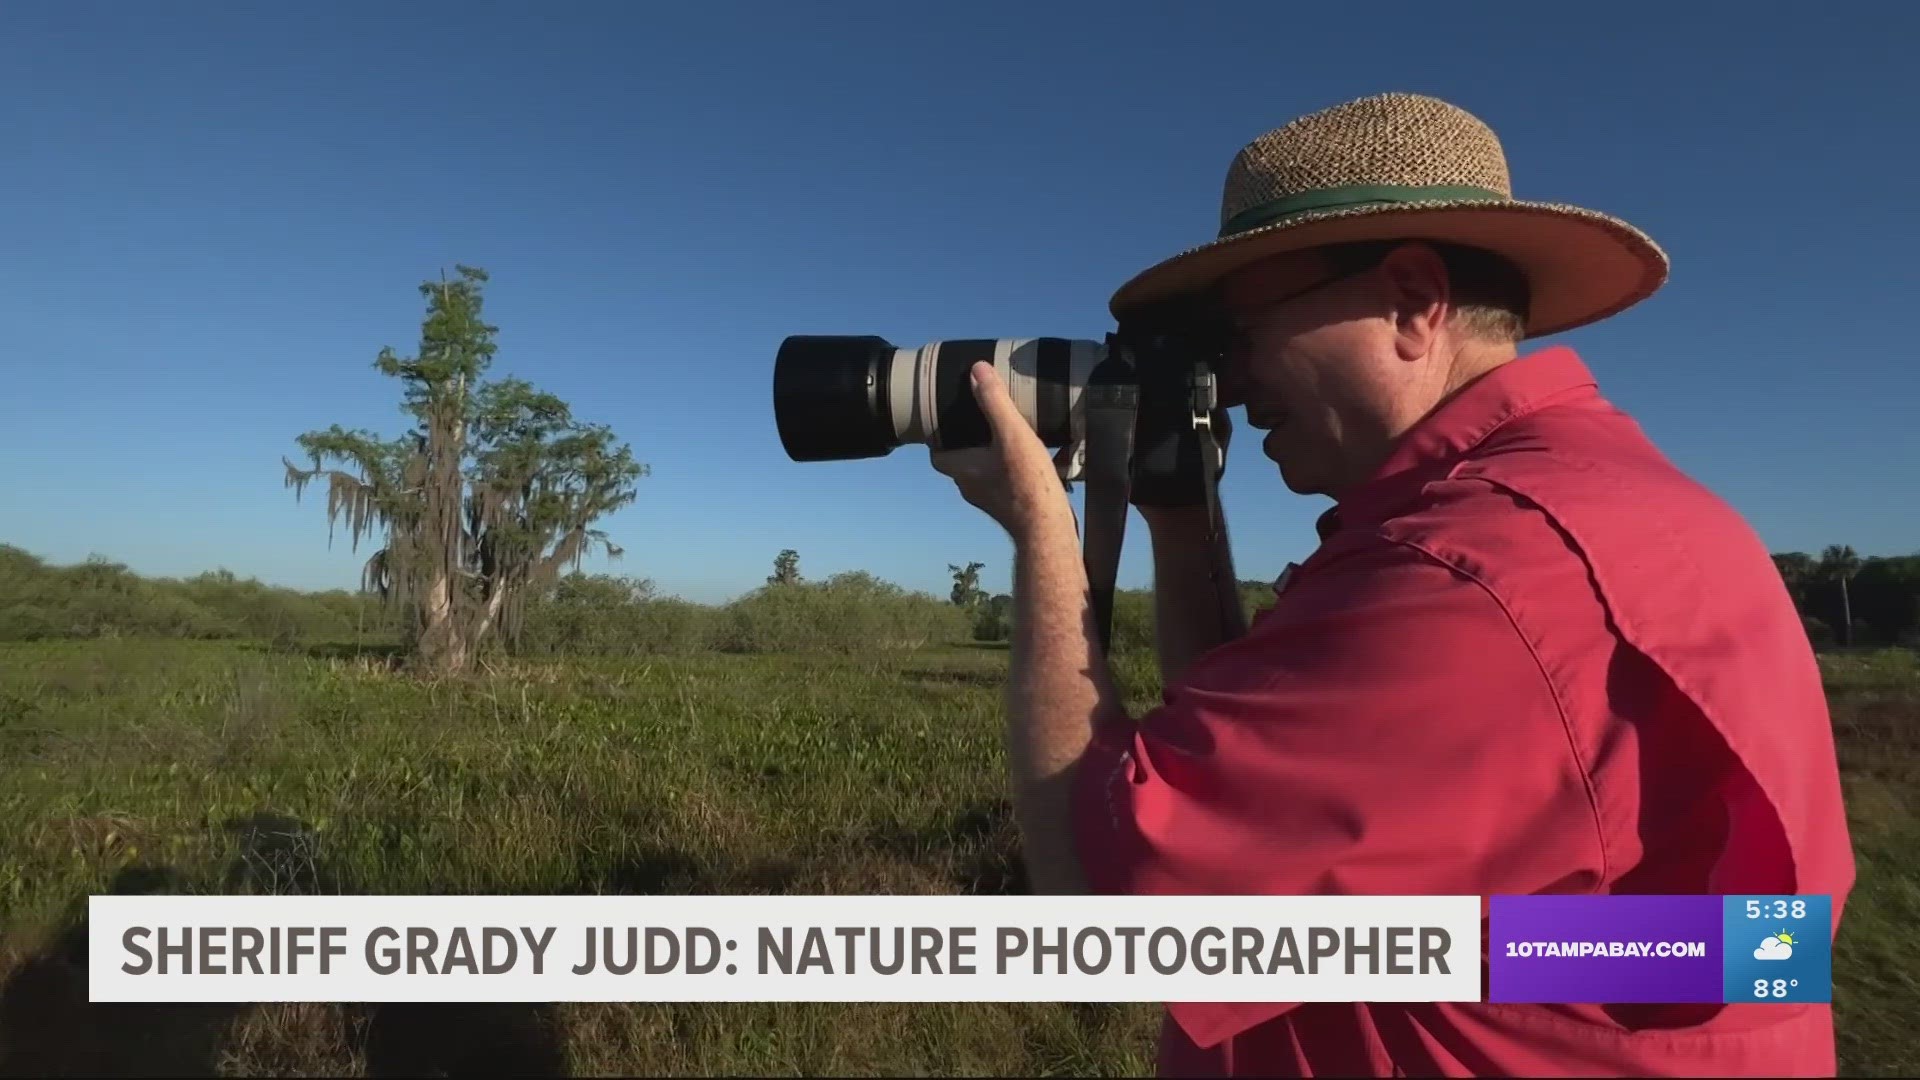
[1000,338,1040,431]
[889,338,1104,447]
[891,345,930,444]
[1067,338,1100,447]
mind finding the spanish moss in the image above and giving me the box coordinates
[284,266,646,676]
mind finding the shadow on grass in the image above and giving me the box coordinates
[300,641,409,663]
[569,841,713,895]
[0,813,571,1078]
[900,668,1005,691]
[0,864,245,1078]
[547,802,1027,899]
[0,795,1037,1075]
[230,640,410,664]
[355,1003,567,1078]
[864,797,1029,896]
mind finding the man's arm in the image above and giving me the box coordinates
[1002,509,1132,896]
[923,360,1231,898]
[1000,505,1243,894]
[1140,506,1249,687]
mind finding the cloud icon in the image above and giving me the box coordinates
[1754,935,1794,961]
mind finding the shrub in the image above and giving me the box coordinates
[1107,590,1157,657]
[519,593,714,657]
[177,569,374,643]
[0,548,392,644]
[1097,582,1277,660]
[972,595,1012,642]
[516,573,716,656]
[711,572,969,654]
[0,603,57,641]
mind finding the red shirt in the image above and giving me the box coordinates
[1074,346,1855,1077]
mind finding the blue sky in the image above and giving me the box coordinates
[3,2,1915,604]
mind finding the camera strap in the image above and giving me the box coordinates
[1081,343,1139,656]
[1183,365,1240,642]
[1189,365,1225,542]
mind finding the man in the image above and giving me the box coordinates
[932,92,1854,1076]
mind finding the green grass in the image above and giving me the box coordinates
[0,639,1165,1077]
[0,639,1914,1076]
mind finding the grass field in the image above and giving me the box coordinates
[1,638,1915,1076]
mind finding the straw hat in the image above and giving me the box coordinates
[1108,92,1669,338]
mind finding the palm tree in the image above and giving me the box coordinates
[1819,545,1862,648]
[948,561,986,607]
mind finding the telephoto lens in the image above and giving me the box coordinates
[772,336,1105,462]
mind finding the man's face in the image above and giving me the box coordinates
[1216,251,1402,497]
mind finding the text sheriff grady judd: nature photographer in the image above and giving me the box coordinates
[117,923,1460,978]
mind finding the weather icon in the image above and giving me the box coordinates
[1754,931,1796,960]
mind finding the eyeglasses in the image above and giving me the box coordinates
[1223,266,1368,362]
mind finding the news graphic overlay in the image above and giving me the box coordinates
[1489,895,1832,1004]
[1724,895,1832,1004]
[89,895,1481,1004]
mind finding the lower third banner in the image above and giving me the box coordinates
[89,894,1483,1004]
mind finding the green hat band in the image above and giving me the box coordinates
[1219,183,1507,239]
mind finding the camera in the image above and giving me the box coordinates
[771,300,1234,653]
[772,297,1234,476]
[774,335,1103,467]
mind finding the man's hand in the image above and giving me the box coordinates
[930,362,1078,543]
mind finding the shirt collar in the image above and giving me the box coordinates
[1315,346,1599,540]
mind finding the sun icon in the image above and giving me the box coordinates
[1775,931,1796,946]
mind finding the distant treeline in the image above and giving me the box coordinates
[1773,551,1920,650]
[0,546,966,655]
[0,545,1276,657]
[0,546,395,647]
[3,543,1914,655]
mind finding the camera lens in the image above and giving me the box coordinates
[773,335,899,461]
[773,335,1103,461]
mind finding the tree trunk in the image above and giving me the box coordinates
[413,366,471,677]
[414,570,465,675]
[416,625,468,677]
[470,581,511,656]
[1840,577,1853,649]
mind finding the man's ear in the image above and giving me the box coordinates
[1378,243,1451,362]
